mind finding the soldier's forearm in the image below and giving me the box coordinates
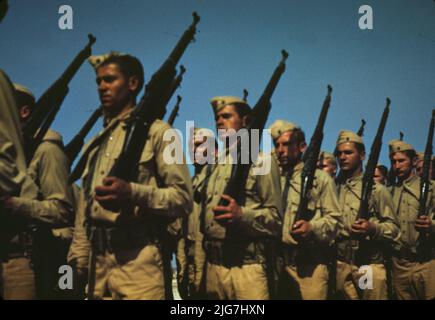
[9,196,74,226]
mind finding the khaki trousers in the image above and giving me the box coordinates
[284,264,329,300]
[206,263,269,300]
[392,257,434,300]
[336,261,387,300]
[1,257,36,300]
[91,244,165,300]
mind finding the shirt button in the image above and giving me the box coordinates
[100,171,105,175]
[106,153,110,157]
[109,136,114,141]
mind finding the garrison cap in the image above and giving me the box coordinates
[336,130,364,147]
[388,140,415,156]
[88,51,126,69]
[415,152,435,162]
[269,119,300,140]
[13,83,35,101]
[210,96,250,114]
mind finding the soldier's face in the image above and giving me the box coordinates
[336,142,364,172]
[215,105,247,140]
[373,167,386,184]
[275,131,304,168]
[318,159,337,177]
[415,159,433,178]
[191,136,209,165]
[391,152,415,180]
[416,160,424,177]
[96,63,137,112]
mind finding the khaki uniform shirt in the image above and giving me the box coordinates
[9,130,75,226]
[69,110,193,268]
[0,69,26,195]
[336,173,400,264]
[392,175,434,257]
[282,162,342,246]
[201,151,282,265]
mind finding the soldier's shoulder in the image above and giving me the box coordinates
[314,168,334,185]
[150,119,172,132]
[373,182,391,198]
[43,129,63,143]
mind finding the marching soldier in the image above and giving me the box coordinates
[334,131,400,300]
[317,151,338,179]
[177,127,216,299]
[389,140,435,300]
[270,119,342,300]
[374,164,388,185]
[68,53,192,299]
[197,96,282,300]
[1,84,75,299]
[416,152,434,180]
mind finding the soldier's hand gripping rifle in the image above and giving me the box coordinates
[216,50,289,207]
[64,106,103,164]
[355,98,391,223]
[167,95,182,126]
[417,109,434,261]
[293,85,333,225]
[23,34,97,162]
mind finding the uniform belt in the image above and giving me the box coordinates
[283,243,330,266]
[204,239,263,267]
[6,231,33,260]
[90,223,158,254]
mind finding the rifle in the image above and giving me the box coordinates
[294,85,332,223]
[417,109,434,261]
[357,119,366,137]
[87,13,200,300]
[64,106,103,164]
[167,95,182,126]
[23,34,96,162]
[243,88,249,102]
[356,98,391,221]
[159,65,186,121]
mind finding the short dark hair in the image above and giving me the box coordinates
[98,54,144,97]
[389,150,417,162]
[232,102,251,120]
[289,128,306,145]
[334,142,365,157]
[376,165,388,178]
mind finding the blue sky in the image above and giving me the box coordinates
[1,0,434,169]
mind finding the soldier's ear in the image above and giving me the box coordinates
[241,115,250,128]
[128,75,140,93]
[359,150,366,162]
[19,105,31,122]
[300,142,307,154]
[411,156,418,168]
